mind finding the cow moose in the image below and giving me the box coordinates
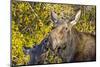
[49,10,96,62]
[23,10,96,65]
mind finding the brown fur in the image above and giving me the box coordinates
[49,10,96,62]
[23,10,96,64]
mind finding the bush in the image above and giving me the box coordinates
[12,0,96,65]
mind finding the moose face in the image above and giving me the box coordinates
[49,10,81,50]
[22,37,50,64]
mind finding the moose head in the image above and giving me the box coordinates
[49,10,81,50]
[22,37,49,65]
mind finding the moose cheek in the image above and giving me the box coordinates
[59,30,64,40]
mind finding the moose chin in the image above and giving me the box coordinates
[23,10,96,65]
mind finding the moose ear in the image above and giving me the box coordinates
[22,46,30,55]
[51,11,58,23]
[70,10,81,26]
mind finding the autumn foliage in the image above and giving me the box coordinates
[11,0,96,65]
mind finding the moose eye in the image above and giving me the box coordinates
[52,27,55,29]
[66,27,68,30]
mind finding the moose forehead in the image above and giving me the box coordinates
[50,20,68,36]
[53,18,69,28]
[52,20,76,34]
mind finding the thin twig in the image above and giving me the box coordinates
[27,2,41,21]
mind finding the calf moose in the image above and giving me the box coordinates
[23,10,96,65]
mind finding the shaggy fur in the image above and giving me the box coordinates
[23,10,96,65]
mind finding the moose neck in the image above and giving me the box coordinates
[61,28,80,62]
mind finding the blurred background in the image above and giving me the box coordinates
[11,0,96,65]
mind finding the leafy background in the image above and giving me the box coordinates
[11,0,96,65]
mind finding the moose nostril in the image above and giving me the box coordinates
[66,28,68,30]
[52,27,55,29]
[45,39,48,42]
